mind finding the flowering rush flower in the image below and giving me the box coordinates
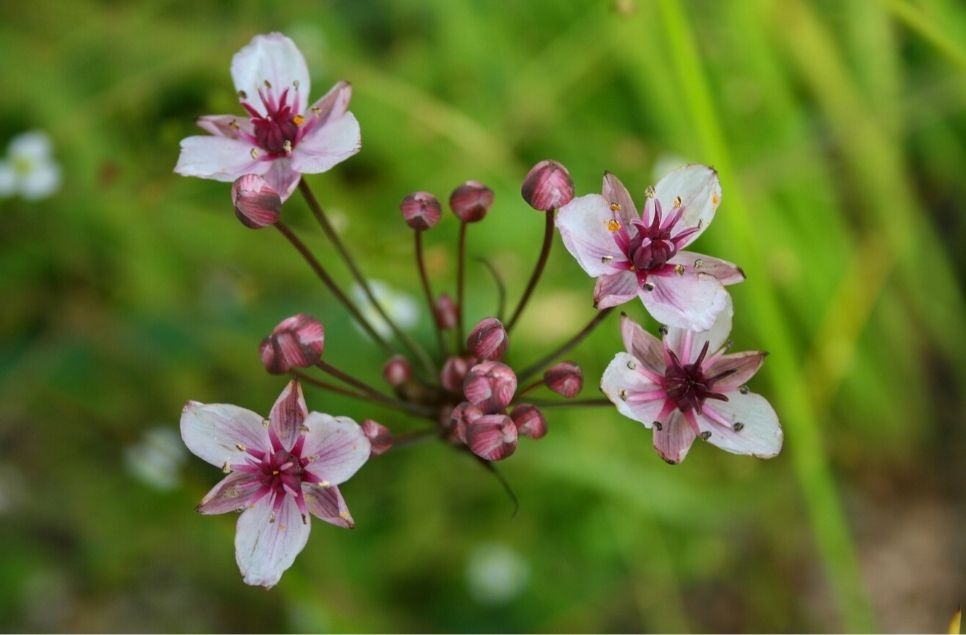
[0,131,62,200]
[174,33,361,201]
[180,380,370,587]
[555,165,744,330]
[601,299,782,464]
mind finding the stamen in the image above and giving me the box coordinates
[606,219,621,232]
[653,421,663,431]
[292,114,305,126]
[700,430,711,440]
[712,192,721,207]
[672,195,682,208]
[609,202,621,212]
[674,264,685,275]
[250,148,259,159]
[601,255,613,264]
[626,359,637,370]
[618,388,628,401]
[264,79,272,89]
[739,385,749,394]
[282,139,293,153]
[644,185,656,198]
[235,443,246,452]
[237,90,248,100]
[733,422,745,432]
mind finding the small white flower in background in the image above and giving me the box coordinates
[351,280,419,339]
[466,542,530,605]
[124,426,188,491]
[0,131,62,200]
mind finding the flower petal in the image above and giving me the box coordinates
[594,270,639,310]
[300,413,370,485]
[652,410,697,464]
[20,161,61,200]
[697,392,783,458]
[619,314,666,373]
[465,414,518,461]
[601,172,638,232]
[180,401,269,468]
[235,494,310,588]
[269,380,308,451]
[705,351,766,392]
[231,33,310,113]
[174,135,266,182]
[291,112,362,176]
[303,484,354,528]
[671,251,745,285]
[664,294,734,361]
[653,164,721,246]
[197,471,262,515]
[556,193,627,277]
[196,114,253,139]
[304,81,352,130]
[260,157,301,201]
[601,352,667,427]
[642,271,729,331]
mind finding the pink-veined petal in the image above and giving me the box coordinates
[465,414,518,461]
[231,33,310,113]
[260,157,301,201]
[556,193,627,277]
[620,314,666,373]
[697,392,783,458]
[196,471,262,515]
[268,380,308,451]
[664,294,734,362]
[601,352,667,427]
[601,172,638,232]
[303,484,354,528]
[671,251,745,285]
[300,413,370,485]
[303,81,352,131]
[652,410,697,464]
[642,271,729,331]
[235,494,310,589]
[174,135,266,182]
[705,351,767,392]
[653,164,721,246]
[291,112,361,175]
[180,401,269,468]
[594,270,639,310]
[196,114,253,139]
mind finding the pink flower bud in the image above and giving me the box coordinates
[466,317,507,361]
[399,191,441,230]
[544,361,583,398]
[361,419,393,456]
[259,314,325,374]
[521,160,574,211]
[441,356,471,393]
[450,401,483,443]
[231,174,281,228]
[464,414,518,461]
[449,180,494,222]
[510,403,547,439]
[383,355,412,387]
[435,293,459,330]
[463,361,517,412]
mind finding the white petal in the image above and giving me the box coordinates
[259,157,301,202]
[231,33,310,112]
[698,392,783,458]
[301,413,370,485]
[556,193,628,277]
[652,410,697,464]
[601,352,666,427]
[180,401,269,468]
[664,294,733,361]
[8,131,53,161]
[20,161,61,200]
[653,164,721,246]
[601,172,638,231]
[196,471,261,514]
[671,251,745,285]
[594,271,639,309]
[304,80,353,128]
[268,380,308,451]
[641,271,729,331]
[619,315,666,373]
[196,114,253,139]
[174,135,266,181]
[291,112,361,175]
[235,495,311,588]
[303,484,354,528]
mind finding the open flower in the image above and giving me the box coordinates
[0,131,61,200]
[601,299,782,464]
[180,380,370,588]
[556,165,743,330]
[175,33,361,201]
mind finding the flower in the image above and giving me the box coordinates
[0,131,61,200]
[600,298,782,464]
[124,426,187,491]
[521,159,574,211]
[259,313,326,374]
[555,165,744,330]
[231,174,281,228]
[174,33,361,201]
[180,380,370,587]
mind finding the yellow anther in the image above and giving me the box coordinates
[292,114,305,126]
[272,469,280,475]
[609,202,621,212]
[264,79,272,89]
[235,443,247,452]
[645,185,656,198]
[228,120,239,129]
[606,219,621,232]
[282,139,293,153]
[237,90,248,100]
[318,480,331,488]
[222,461,231,473]
[711,192,720,207]
[250,148,259,159]
[674,264,685,275]
[672,195,682,208]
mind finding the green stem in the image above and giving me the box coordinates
[506,210,555,331]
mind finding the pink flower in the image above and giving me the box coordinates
[600,299,782,464]
[555,165,744,330]
[174,33,361,201]
[180,380,370,588]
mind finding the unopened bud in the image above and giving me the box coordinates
[510,403,547,439]
[521,160,574,211]
[383,355,412,387]
[450,401,483,444]
[361,419,393,456]
[441,356,471,393]
[232,174,281,228]
[467,317,507,361]
[449,180,494,222]
[544,361,583,398]
[465,414,518,461]
[435,293,459,330]
[463,361,517,412]
[259,314,325,374]
[400,191,441,230]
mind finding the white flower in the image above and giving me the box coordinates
[351,280,419,339]
[0,131,61,200]
[124,427,187,491]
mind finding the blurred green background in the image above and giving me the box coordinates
[1,0,964,631]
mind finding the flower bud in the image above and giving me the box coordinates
[467,317,507,361]
[449,180,494,222]
[521,160,574,211]
[510,403,547,439]
[463,361,517,412]
[464,414,518,461]
[361,419,393,456]
[450,401,484,444]
[231,174,281,228]
[441,356,471,393]
[435,293,459,330]
[399,191,441,230]
[544,361,583,398]
[259,314,325,374]
[383,355,412,387]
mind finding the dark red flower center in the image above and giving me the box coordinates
[613,197,701,286]
[663,341,731,413]
[241,86,304,156]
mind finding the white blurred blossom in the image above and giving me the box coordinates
[466,542,530,605]
[0,131,61,200]
[124,426,187,491]
[351,280,419,339]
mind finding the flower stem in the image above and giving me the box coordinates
[298,179,436,375]
[391,428,438,449]
[517,307,615,382]
[517,378,545,397]
[308,363,436,418]
[523,397,612,408]
[456,220,468,350]
[275,221,392,354]
[506,211,555,332]
[415,230,448,358]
